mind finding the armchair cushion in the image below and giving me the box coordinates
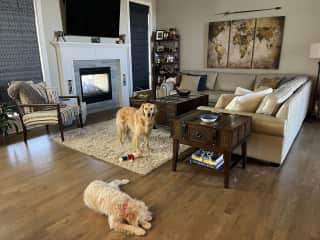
[23,105,79,126]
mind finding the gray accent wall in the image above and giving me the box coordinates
[0,0,43,102]
[156,0,320,76]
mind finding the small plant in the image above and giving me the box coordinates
[0,104,19,138]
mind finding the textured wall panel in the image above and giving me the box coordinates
[0,0,43,102]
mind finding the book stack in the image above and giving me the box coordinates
[190,149,224,170]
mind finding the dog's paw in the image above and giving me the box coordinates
[135,228,146,236]
[121,179,130,184]
[142,222,152,230]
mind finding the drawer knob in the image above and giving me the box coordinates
[196,131,201,138]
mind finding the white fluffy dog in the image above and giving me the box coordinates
[83,179,152,236]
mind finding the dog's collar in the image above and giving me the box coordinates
[122,199,130,217]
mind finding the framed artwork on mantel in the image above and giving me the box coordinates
[207,16,285,69]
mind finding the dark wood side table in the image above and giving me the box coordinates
[172,110,252,188]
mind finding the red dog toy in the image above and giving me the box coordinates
[119,153,135,162]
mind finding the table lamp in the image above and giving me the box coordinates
[309,43,320,119]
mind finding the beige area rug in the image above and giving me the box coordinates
[52,119,174,175]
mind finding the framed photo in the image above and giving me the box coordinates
[156,30,164,40]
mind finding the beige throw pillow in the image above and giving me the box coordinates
[179,74,201,91]
[215,94,236,109]
[225,88,273,113]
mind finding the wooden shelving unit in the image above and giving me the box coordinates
[151,32,180,97]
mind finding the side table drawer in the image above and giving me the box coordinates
[187,125,216,144]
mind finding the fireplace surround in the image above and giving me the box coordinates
[52,42,131,113]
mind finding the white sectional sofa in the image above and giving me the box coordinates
[178,71,312,165]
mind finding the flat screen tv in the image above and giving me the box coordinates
[61,0,121,38]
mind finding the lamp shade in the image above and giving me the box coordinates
[310,43,320,58]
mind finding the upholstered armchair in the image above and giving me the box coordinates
[7,81,83,142]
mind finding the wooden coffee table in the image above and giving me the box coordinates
[172,110,252,188]
[151,93,208,127]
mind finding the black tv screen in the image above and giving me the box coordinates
[62,0,121,38]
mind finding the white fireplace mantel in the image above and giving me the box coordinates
[51,41,132,107]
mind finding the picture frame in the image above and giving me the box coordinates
[156,30,164,40]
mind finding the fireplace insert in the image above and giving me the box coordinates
[79,67,112,104]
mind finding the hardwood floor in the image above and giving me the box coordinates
[1,113,320,240]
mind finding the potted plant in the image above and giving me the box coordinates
[0,104,19,144]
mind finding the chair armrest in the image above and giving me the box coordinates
[18,103,59,108]
[59,96,81,106]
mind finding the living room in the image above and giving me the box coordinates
[1,0,320,239]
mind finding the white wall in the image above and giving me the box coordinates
[35,0,156,88]
[156,0,320,76]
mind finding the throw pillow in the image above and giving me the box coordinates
[215,94,236,109]
[46,87,59,104]
[234,87,252,95]
[225,88,273,113]
[179,74,201,91]
[8,82,47,113]
[256,76,308,115]
[197,75,207,91]
[254,77,281,91]
[185,73,208,91]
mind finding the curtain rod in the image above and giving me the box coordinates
[216,7,282,16]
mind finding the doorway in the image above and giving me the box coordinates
[129,2,151,92]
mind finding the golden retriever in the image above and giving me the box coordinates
[116,103,157,156]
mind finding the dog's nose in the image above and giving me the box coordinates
[148,113,151,118]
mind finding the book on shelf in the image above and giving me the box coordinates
[190,149,224,170]
[189,158,224,170]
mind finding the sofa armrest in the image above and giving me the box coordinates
[276,81,312,120]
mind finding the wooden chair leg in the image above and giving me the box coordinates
[57,105,64,142]
[45,125,49,133]
[79,113,83,128]
[59,123,64,142]
[22,126,27,143]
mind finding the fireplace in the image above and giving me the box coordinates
[79,67,112,104]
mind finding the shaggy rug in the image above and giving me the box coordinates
[52,119,173,175]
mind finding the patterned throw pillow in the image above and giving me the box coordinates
[46,88,59,104]
[254,77,281,91]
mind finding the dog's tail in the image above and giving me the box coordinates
[107,179,130,189]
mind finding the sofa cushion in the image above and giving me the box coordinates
[179,74,201,91]
[256,76,308,115]
[215,73,256,91]
[225,88,273,113]
[206,72,218,90]
[197,106,286,137]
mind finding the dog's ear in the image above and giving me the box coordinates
[139,103,146,116]
[153,104,158,114]
[126,210,139,226]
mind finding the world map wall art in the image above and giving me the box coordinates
[207,16,285,69]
